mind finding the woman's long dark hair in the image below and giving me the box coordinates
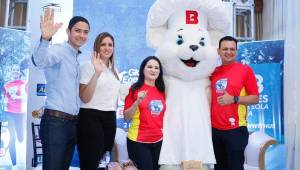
[131,56,165,93]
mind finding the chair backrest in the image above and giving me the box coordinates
[244,131,276,170]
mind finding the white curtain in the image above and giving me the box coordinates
[262,0,285,40]
[263,0,300,169]
[284,0,300,169]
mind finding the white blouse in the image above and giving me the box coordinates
[80,62,120,111]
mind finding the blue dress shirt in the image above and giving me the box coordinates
[32,40,81,115]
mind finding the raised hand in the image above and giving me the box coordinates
[40,8,63,40]
[92,51,105,76]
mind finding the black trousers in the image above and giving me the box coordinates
[77,108,116,170]
[127,138,162,170]
[212,127,249,170]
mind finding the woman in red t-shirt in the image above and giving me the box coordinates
[124,56,166,170]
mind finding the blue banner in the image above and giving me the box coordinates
[237,40,285,170]
[237,40,284,144]
[0,27,30,169]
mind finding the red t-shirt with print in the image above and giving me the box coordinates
[211,62,258,130]
[124,84,166,143]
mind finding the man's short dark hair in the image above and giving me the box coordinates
[219,36,237,48]
[68,16,90,30]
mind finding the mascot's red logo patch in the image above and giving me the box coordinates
[186,10,198,24]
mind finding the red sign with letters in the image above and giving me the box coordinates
[186,10,199,24]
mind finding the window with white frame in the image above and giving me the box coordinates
[0,0,28,30]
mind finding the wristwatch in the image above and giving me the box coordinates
[233,96,239,104]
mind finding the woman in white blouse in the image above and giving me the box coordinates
[77,32,120,170]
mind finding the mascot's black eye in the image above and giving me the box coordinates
[177,39,184,45]
[199,41,205,46]
[177,35,184,45]
[199,37,205,46]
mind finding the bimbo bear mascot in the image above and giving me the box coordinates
[146,0,230,169]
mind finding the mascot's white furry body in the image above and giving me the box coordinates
[146,0,230,168]
[156,28,217,165]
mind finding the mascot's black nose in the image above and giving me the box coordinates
[189,45,199,51]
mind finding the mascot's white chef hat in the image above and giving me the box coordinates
[147,0,231,49]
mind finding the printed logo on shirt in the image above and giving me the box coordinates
[215,78,227,93]
[149,100,164,116]
[7,86,18,97]
[229,117,236,126]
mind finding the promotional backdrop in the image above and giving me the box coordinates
[237,40,284,144]
[73,1,285,168]
[0,0,284,169]
[0,27,30,170]
[237,40,285,170]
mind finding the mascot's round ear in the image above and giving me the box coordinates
[146,23,168,50]
[146,0,231,49]
[146,0,175,49]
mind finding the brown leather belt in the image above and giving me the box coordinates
[44,109,78,121]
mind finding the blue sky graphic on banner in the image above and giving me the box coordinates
[0,27,30,169]
[74,0,155,69]
[237,40,285,170]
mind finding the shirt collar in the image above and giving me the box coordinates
[64,41,82,54]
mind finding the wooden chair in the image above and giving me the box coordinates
[244,131,277,170]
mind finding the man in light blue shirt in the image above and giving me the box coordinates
[32,8,90,170]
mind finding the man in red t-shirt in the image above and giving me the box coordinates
[210,36,259,170]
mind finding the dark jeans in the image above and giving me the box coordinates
[40,113,77,170]
[212,126,249,170]
[127,138,162,170]
[77,108,116,170]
